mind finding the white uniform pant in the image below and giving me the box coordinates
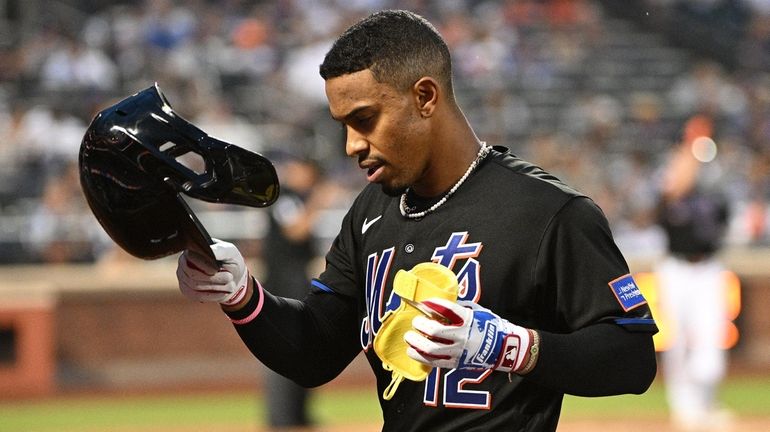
[656,256,728,421]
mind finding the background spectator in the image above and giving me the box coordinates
[0,0,768,264]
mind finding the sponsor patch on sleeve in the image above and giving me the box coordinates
[608,274,647,312]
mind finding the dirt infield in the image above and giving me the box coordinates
[557,416,770,432]
[109,416,770,432]
[282,416,770,432]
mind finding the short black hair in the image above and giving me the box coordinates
[319,10,454,97]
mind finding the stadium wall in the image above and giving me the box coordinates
[1,249,769,399]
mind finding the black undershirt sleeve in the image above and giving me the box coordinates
[227,286,362,388]
[526,323,657,397]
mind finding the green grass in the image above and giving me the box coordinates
[0,392,262,432]
[0,388,382,432]
[309,388,382,425]
[562,383,668,419]
[720,375,770,414]
[2,376,769,431]
[562,375,770,419]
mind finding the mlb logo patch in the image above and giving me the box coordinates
[498,335,521,371]
[608,274,647,311]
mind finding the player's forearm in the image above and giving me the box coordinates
[526,323,657,396]
[224,280,361,387]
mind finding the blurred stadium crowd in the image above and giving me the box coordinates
[0,0,768,264]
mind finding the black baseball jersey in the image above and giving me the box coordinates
[311,146,657,431]
[658,188,729,259]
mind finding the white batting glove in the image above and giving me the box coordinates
[404,298,537,374]
[177,239,250,306]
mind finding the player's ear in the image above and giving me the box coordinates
[413,77,439,118]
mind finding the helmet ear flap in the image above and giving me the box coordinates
[183,139,279,207]
[78,83,279,263]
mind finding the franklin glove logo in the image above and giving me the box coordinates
[471,319,498,367]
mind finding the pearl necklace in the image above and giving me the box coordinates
[399,142,491,219]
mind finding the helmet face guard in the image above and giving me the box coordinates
[79,83,279,263]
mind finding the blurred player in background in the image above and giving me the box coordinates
[177,10,658,431]
[262,152,341,430]
[656,114,732,431]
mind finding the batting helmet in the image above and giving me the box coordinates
[79,83,279,264]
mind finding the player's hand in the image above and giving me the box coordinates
[404,298,537,374]
[177,239,250,306]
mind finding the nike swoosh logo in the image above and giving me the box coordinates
[361,215,383,234]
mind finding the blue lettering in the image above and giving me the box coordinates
[359,247,396,350]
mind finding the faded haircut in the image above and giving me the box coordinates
[319,10,454,99]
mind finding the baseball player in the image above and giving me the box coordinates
[656,115,731,430]
[177,10,658,431]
